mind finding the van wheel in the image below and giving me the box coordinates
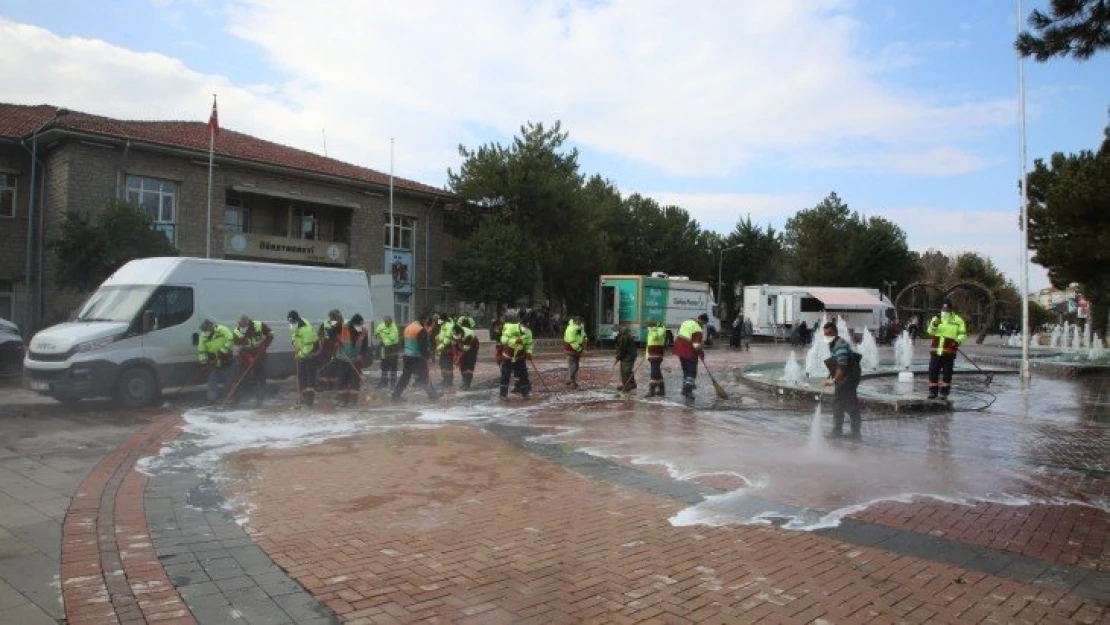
[116,366,159,407]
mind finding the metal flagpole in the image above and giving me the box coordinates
[1016,0,1031,385]
[389,138,394,249]
[206,94,217,259]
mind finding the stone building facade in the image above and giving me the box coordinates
[0,103,459,336]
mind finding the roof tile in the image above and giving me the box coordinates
[0,103,446,196]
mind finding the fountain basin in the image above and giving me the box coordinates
[735,361,1016,412]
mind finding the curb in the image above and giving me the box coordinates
[61,415,197,625]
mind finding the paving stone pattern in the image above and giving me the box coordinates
[146,445,340,625]
[223,425,1108,623]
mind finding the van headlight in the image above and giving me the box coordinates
[74,336,117,354]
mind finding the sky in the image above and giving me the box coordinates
[2,0,1108,294]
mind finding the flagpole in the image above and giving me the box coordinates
[206,94,217,259]
[1016,0,1031,385]
[389,137,394,249]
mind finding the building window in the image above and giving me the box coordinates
[126,175,176,244]
[384,214,415,250]
[225,198,250,233]
[0,280,12,320]
[292,206,317,240]
[0,173,15,218]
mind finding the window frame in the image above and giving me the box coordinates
[291,206,318,240]
[383,214,415,251]
[225,197,251,233]
[125,175,177,244]
[0,172,16,219]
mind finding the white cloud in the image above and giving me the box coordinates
[797,146,991,176]
[0,2,1012,183]
[643,190,811,233]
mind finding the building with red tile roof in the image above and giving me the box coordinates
[0,102,460,337]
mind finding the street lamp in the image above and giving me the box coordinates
[717,244,742,312]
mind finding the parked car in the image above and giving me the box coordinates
[0,318,24,374]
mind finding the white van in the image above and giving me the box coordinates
[23,257,374,406]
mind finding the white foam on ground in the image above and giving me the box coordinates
[137,406,432,474]
[669,488,1109,532]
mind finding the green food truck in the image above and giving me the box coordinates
[595,273,721,346]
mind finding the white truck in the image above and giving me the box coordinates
[23,257,374,406]
[741,284,893,339]
[596,273,721,345]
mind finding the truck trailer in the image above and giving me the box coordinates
[596,273,720,346]
[742,285,892,339]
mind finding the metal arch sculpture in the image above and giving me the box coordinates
[893,280,1000,345]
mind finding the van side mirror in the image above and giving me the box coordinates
[142,310,156,334]
[191,332,199,347]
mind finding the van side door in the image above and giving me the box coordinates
[140,286,196,388]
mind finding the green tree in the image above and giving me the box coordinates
[444,217,536,315]
[52,200,178,292]
[1026,119,1110,334]
[951,252,1020,341]
[1017,0,1110,61]
[719,215,784,319]
[447,121,583,304]
[782,192,917,289]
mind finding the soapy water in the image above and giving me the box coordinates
[137,372,1109,532]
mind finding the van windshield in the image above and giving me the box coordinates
[74,286,155,323]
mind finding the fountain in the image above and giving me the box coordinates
[1090,334,1106,361]
[1069,324,1081,352]
[892,330,914,383]
[804,314,831,378]
[1007,333,1022,348]
[858,326,879,372]
[836,317,855,351]
[1050,324,1063,348]
[1083,321,1093,351]
[781,350,806,386]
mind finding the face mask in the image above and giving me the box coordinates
[353,325,363,333]
[823,334,836,344]
[288,323,297,331]
[200,331,212,339]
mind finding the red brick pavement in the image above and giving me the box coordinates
[850,499,1110,573]
[224,426,1109,624]
[61,414,196,625]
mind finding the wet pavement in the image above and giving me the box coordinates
[7,341,1109,622]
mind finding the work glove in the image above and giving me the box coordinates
[525,353,533,360]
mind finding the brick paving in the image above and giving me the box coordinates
[849,499,1109,573]
[223,425,1109,623]
[40,346,1109,623]
[61,415,196,625]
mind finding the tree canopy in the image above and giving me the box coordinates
[52,200,178,292]
[1026,118,1110,333]
[782,192,918,289]
[445,123,1035,330]
[446,217,536,313]
[1017,0,1110,61]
